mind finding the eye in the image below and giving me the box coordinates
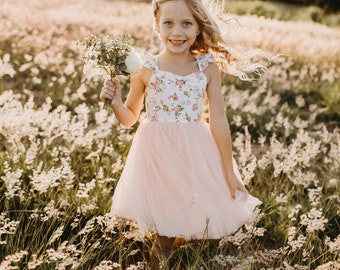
[183,21,193,27]
[163,21,173,26]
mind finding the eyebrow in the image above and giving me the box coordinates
[161,18,196,22]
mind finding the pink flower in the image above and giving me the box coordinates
[172,106,181,113]
[151,79,161,90]
[176,80,184,86]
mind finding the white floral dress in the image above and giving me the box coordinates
[110,52,261,239]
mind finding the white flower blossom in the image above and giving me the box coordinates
[0,53,16,78]
[0,251,28,270]
[94,261,121,270]
[1,161,24,200]
[325,235,340,254]
[125,49,142,75]
[300,208,329,233]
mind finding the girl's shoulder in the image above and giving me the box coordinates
[141,51,158,71]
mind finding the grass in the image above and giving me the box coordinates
[0,0,339,269]
[223,0,340,27]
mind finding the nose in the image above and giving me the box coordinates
[171,24,183,36]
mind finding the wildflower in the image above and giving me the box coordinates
[0,212,20,245]
[254,248,284,267]
[315,261,340,270]
[40,200,61,222]
[45,241,80,269]
[295,95,305,107]
[31,167,61,194]
[126,262,146,270]
[76,179,96,199]
[240,157,257,185]
[73,84,87,101]
[288,204,302,221]
[2,161,24,200]
[76,197,98,214]
[0,251,28,270]
[283,261,309,270]
[211,254,237,266]
[287,226,306,252]
[48,226,64,246]
[219,209,264,246]
[231,256,255,270]
[25,141,39,169]
[276,193,288,203]
[325,235,340,254]
[0,53,16,78]
[27,254,44,269]
[307,187,322,207]
[288,171,318,188]
[94,261,121,270]
[232,115,242,127]
[300,208,328,233]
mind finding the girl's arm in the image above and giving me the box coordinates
[100,67,149,127]
[205,63,248,198]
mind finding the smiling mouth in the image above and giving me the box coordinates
[169,39,186,46]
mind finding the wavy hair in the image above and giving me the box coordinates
[152,0,266,80]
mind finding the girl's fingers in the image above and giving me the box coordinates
[100,89,114,101]
[102,83,116,94]
[100,79,121,102]
[112,79,119,86]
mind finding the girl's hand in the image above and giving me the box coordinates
[100,78,122,107]
[227,173,248,199]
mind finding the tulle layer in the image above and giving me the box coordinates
[111,120,261,239]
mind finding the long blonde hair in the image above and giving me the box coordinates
[152,0,266,80]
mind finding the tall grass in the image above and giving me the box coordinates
[223,0,340,26]
[0,0,339,269]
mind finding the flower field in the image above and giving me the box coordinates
[0,0,339,269]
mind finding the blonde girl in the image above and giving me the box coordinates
[100,0,261,265]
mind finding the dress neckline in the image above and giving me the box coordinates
[156,55,201,77]
[155,69,201,78]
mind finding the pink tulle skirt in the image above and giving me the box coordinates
[111,119,261,239]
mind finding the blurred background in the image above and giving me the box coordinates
[0,0,339,269]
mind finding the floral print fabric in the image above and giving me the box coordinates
[143,52,214,123]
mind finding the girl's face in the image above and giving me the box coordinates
[158,0,200,55]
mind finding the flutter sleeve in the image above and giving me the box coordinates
[196,54,214,72]
[142,51,158,70]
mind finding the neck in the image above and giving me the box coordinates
[161,50,194,64]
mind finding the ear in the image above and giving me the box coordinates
[196,30,201,36]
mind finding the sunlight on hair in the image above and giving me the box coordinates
[200,0,271,80]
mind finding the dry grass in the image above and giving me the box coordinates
[0,0,339,269]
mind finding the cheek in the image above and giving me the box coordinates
[189,29,199,39]
[158,28,166,37]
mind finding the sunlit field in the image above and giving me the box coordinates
[0,0,339,269]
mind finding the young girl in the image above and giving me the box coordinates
[100,0,261,261]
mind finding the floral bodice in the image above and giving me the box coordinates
[143,52,214,123]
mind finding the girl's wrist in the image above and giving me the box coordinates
[111,100,124,110]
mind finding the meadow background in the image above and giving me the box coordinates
[0,0,339,269]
